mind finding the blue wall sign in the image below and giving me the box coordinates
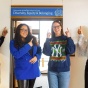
[11,7,63,17]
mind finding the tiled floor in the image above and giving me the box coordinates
[34,74,49,88]
[34,61,49,88]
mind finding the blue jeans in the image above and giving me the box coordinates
[48,71,70,88]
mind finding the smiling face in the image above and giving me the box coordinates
[20,25,28,39]
[52,22,62,37]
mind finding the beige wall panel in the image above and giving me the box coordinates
[0,0,11,88]
[11,0,62,5]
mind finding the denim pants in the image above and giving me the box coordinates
[48,71,70,88]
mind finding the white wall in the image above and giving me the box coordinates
[0,0,88,88]
[11,0,62,5]
[63,0,88,42]
[0,0,11,88]
[63,0,88,88]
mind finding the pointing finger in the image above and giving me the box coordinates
[67,28,69,32]
[31,38,33,42]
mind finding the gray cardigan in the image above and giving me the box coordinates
[77,34,88,57]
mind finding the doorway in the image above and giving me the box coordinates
[10,19,63,88]
[11,4,63,88]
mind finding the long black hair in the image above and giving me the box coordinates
[14,23,38,49]
[51,20,64,38]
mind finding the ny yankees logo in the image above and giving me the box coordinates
[51,44,62,57]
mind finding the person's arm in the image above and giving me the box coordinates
[43,31,51,56]
[29,45,42,64]
[10,40,32,59]
[78,34,87,46]
[77,26,88,56]
[77,26,86,46]
[65,28,76,54]
[43,38,51,56]
[77,34,88,56]
[0,36,5,47]
[0,27,8,47]
[65,37,76,54]
[35,46,42,60]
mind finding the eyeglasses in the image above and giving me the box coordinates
[53,25,61,29]
[20,29,28,32]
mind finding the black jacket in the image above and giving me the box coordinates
[0,36,5,47]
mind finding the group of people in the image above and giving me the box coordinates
[1,20,88,88]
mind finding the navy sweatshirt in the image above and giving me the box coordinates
[43,35,75,72]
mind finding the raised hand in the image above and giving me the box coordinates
[65,28,71,37]
[2,27,8,37]
[28,38,33,46]
[47,32,51,38]
[47,29,51,38]
[78,26,83,34]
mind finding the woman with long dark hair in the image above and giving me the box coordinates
[10,23,41,88]
[43,20,75,88]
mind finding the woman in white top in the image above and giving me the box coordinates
[77,26,88,88]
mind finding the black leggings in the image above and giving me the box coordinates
[85,59,88,88]
[17,79,36,88]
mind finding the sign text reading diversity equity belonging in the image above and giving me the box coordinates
[11,7,63,17]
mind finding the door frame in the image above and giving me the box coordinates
[10,5,63,88]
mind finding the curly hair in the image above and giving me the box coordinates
[14,23,38,49]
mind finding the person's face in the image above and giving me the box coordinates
[52,22,61,36]
[20,25,28,38]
